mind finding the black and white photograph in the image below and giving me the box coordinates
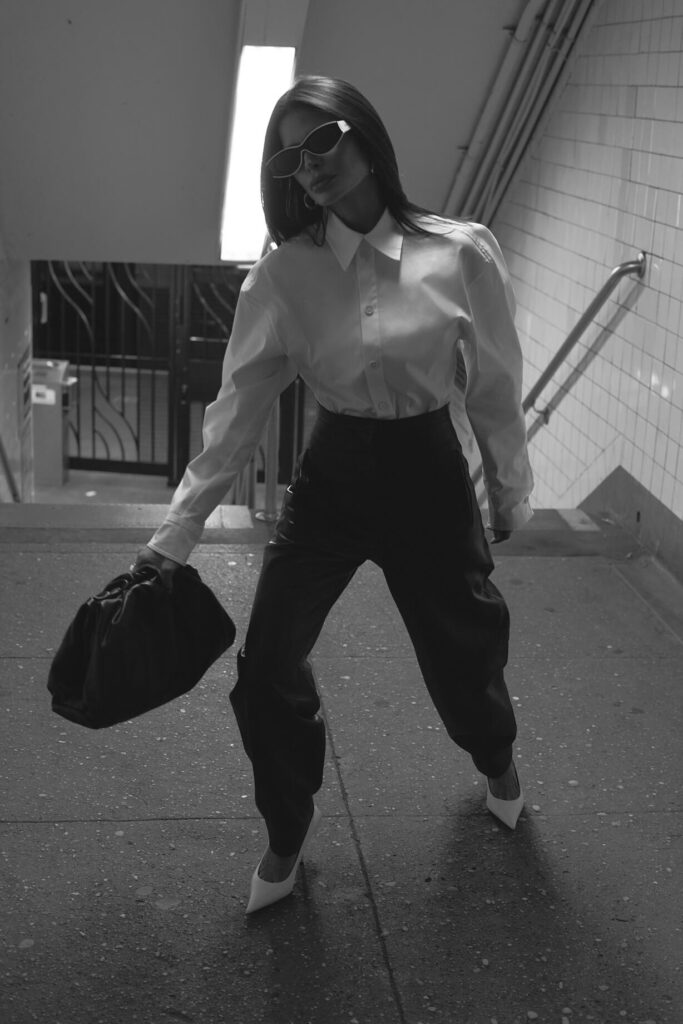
[1,1,682,1022]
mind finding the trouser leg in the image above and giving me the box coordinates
[229,539,359,855]
[379,516,516,779]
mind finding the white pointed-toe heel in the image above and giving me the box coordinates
[246,804,322,915]
[486,763,524,830]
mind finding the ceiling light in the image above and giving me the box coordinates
[220,45,295,262]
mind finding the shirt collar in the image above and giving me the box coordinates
[326,208,404,270]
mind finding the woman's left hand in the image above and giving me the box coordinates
[490,529,511,544]
[130,546,182,589]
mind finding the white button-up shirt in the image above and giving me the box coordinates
[149,209,533,563]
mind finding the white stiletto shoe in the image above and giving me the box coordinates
[486,763,524,829]
[246,804,322,915]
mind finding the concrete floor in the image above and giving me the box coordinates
[0,503,681,1024]
[33,468,178,506]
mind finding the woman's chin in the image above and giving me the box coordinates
[327,175,384,229]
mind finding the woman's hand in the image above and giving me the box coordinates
[490,529,511,544]
[130,546,182,589]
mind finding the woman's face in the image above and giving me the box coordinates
[277,106,372,210]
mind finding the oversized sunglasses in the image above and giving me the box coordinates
[267,120,351,178]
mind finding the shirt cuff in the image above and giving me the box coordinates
[147,514,204,565]
[486,497,534,532]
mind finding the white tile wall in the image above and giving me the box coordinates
[493,0,683,519]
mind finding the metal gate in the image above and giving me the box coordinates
[33,262,172,475]
[170,264,248,484]
[32,261,308,490]
[33,261,177,479]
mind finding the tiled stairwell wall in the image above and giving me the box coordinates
[492,0,683,571]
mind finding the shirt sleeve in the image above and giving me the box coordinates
[459,229,534,532]
[147,289,297,563]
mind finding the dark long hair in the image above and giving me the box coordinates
[261,75,439,246]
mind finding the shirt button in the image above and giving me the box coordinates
[364,305,375,316]
[369,360,379,369]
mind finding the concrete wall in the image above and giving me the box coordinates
[0,0,529,263]
[492,0,683,558]
[0,0,241,264]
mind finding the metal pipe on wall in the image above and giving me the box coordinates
[476,0,576,219]
[443,0,552,218]
[468,0,578,221]
[482,0,596,224]
[444,0,599,225]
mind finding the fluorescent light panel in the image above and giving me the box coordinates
[220,45,295,262]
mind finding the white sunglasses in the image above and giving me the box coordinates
[267,120,351,178]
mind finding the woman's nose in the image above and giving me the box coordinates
[301,150,321,171]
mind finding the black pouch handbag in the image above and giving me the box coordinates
[47,564,236,728]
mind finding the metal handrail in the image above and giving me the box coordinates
[0,433,21,502]
[244,252,648,513]
[471,250,647,487]
[254,401,281,522]
[522,251,646,414]
[227,400,282,520]
[0,436,20,503]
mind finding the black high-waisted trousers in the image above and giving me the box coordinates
[229,404,517,855]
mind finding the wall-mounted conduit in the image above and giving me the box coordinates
[444,0,600,225]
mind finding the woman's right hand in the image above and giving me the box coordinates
[131,546,182,589]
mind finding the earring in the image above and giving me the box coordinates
[303,193,317,210]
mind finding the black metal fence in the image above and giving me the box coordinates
[31,260,308,488]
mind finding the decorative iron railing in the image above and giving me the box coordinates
[31,260,309,515]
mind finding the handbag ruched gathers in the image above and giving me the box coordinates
[47,564,236,728]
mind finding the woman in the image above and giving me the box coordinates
[135,76,534,913]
